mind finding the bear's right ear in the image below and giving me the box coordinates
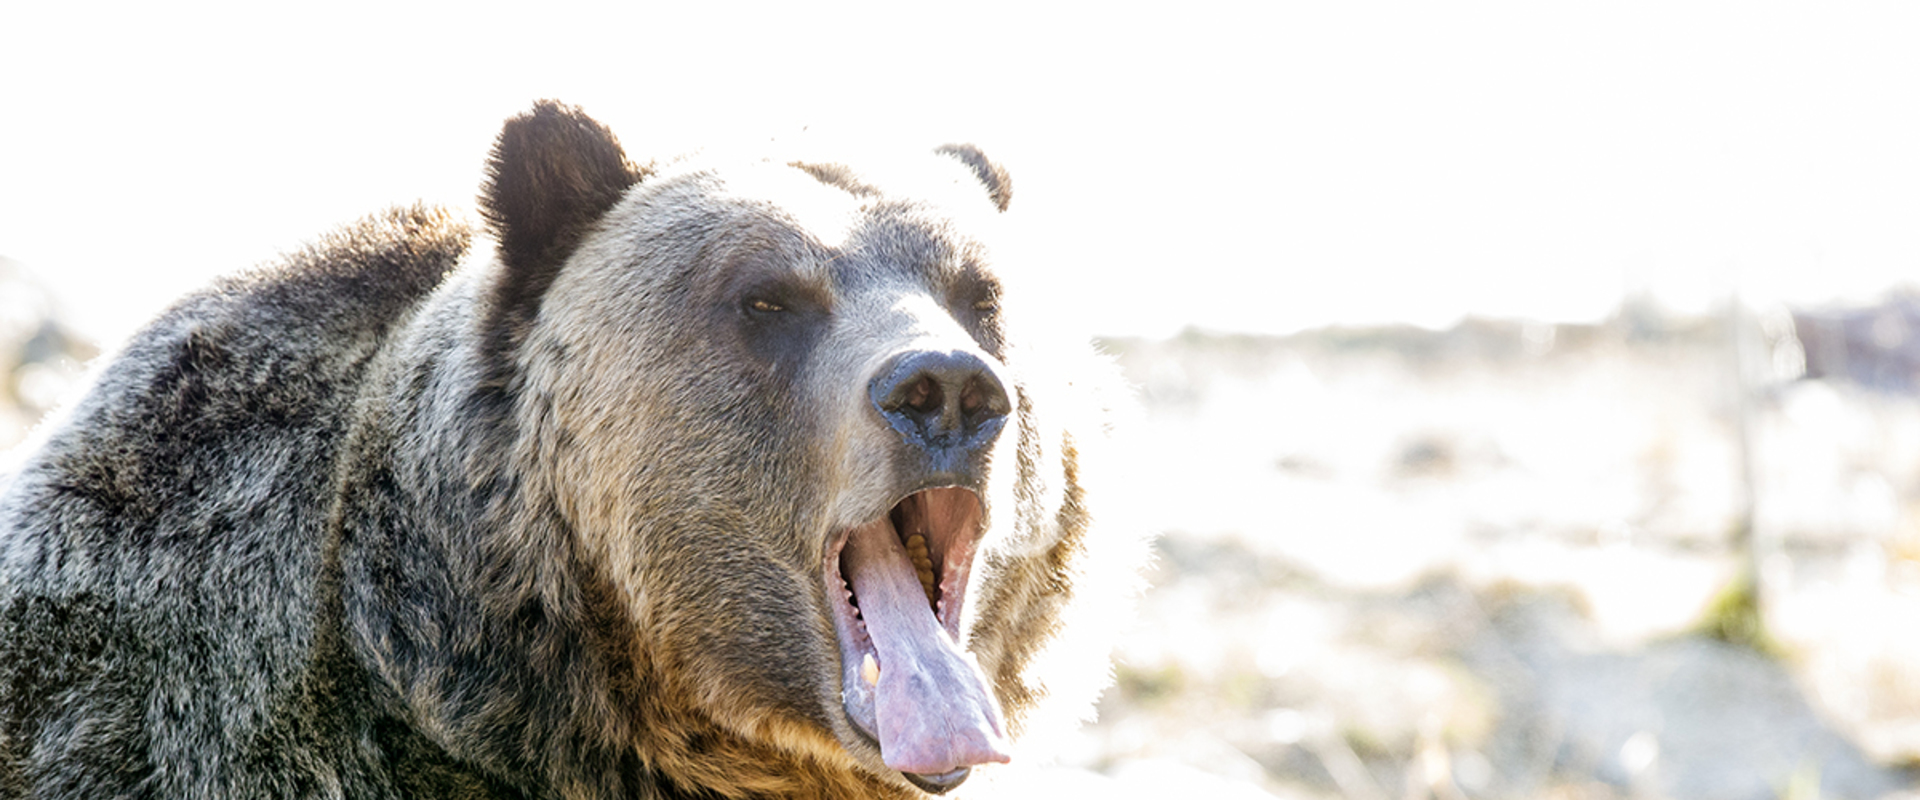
[480,100,650,335]
[935,143,1013,212]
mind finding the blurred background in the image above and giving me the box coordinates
[5,2,1920,798]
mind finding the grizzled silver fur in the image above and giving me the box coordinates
[0,102,1135,799]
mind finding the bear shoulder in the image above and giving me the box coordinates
[0,205,476,798]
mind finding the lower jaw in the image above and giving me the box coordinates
[903,766,971,794]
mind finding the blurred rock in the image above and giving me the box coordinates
[1795,290,1920,394]
[0,256,97,452]
[1462,584,1906,800]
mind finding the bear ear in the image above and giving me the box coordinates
[480,100,650,318]
[935,144,1013,212]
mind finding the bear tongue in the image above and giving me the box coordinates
[843,517,1011,776]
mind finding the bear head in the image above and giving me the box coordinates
[459,101,1109,797]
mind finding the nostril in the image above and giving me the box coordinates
[958,377,991,416]
[902,376,942,416]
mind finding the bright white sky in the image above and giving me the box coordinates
[3,2,1919,343]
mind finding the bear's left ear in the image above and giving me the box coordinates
[936,144,1013,212]
[480,100,650,332]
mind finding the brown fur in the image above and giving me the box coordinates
[0,101,1135,799]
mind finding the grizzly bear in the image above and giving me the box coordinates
[0,101,1134,799]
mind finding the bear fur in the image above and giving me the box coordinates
[0,102,1135,799]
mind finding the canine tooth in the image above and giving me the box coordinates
[861,653,880,686]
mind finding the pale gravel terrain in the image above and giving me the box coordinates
[1060,317,1920,799]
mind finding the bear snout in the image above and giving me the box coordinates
[868,350,1010,471]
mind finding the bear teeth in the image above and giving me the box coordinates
[839,570,874,648]
[905,532,938,610]
[861,653,880,686]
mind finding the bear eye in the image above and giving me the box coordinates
[972,298,999,314]
[747,298,786,314]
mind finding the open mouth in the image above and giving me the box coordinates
[825,486,1009,792]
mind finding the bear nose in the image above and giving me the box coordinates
[870,350,1011,455]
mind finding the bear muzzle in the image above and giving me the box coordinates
[811,348,1013,790]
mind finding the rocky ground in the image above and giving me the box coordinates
[1048,313,1920,799]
